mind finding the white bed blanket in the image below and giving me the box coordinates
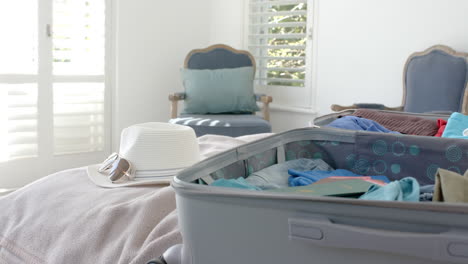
[0,133,272,264]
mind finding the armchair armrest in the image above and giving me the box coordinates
[255,93,273,121]
[331,103,403,112]
[168,92,186,118]
[169,92,186,101]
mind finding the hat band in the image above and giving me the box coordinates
[133,167,185,179]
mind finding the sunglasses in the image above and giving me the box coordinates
[98,153,135,182]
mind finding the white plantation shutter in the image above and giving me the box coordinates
[248,0,314,108]
[0,0,109,188]
[0,0,38,162]
[0,0,38,75]
[249,0,308,87]
[52,0,106,155]
[53,0,105,75]
[0,84,38,161]
[53,83,104,154]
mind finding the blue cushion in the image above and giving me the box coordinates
[404,50,468,113]
[181,67,260,114]
[169,114,271,137]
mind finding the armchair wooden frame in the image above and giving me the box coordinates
[169,44,273,121]
[331,45,468,114]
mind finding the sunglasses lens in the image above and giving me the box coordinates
[108,158,130,182]
[98,153,118,172]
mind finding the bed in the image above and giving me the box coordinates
[0,133,272,264]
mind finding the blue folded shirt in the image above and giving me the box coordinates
[326,116,400,134]
[288,168,390,187]
[442,112,468,139]
[245,158,333,190]
[359,177,420,202]
[211,177,261,190]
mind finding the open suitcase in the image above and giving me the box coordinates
[161,126,468,264]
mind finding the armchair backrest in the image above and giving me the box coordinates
[402,45,468,114]
[184,44,256,72]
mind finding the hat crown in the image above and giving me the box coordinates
[119,122,199,172]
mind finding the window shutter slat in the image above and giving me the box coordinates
[249,10,307,17]
[250,0,306,6]
[256,56,306,60]
[263,67,305,72]
[249,33,307,39]
[249,45,306,49]
[257,78,305,83]
[250,22,307,28]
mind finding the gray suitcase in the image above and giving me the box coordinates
[164,127,468,264]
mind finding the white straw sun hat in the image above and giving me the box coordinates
[88,122,200,188]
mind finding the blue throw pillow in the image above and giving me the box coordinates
[181,66,260,114]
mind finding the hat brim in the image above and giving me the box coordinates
[87,164,174,188]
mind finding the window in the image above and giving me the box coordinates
[0,0,39,161]
[0,0,110,188]
[52,0,106,155]
[248,0,314,109]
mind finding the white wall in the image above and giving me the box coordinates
[314,0,468,115]
[208,0,245,47]
[269,109,314,132]
[113,0,212,150]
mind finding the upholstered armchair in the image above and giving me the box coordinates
[168,44,273,137]
[331,45,468,115]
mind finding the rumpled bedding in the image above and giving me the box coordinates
[0,133,272,264]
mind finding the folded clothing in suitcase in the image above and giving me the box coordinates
[171,128,468,264]
[314,109,450,136]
